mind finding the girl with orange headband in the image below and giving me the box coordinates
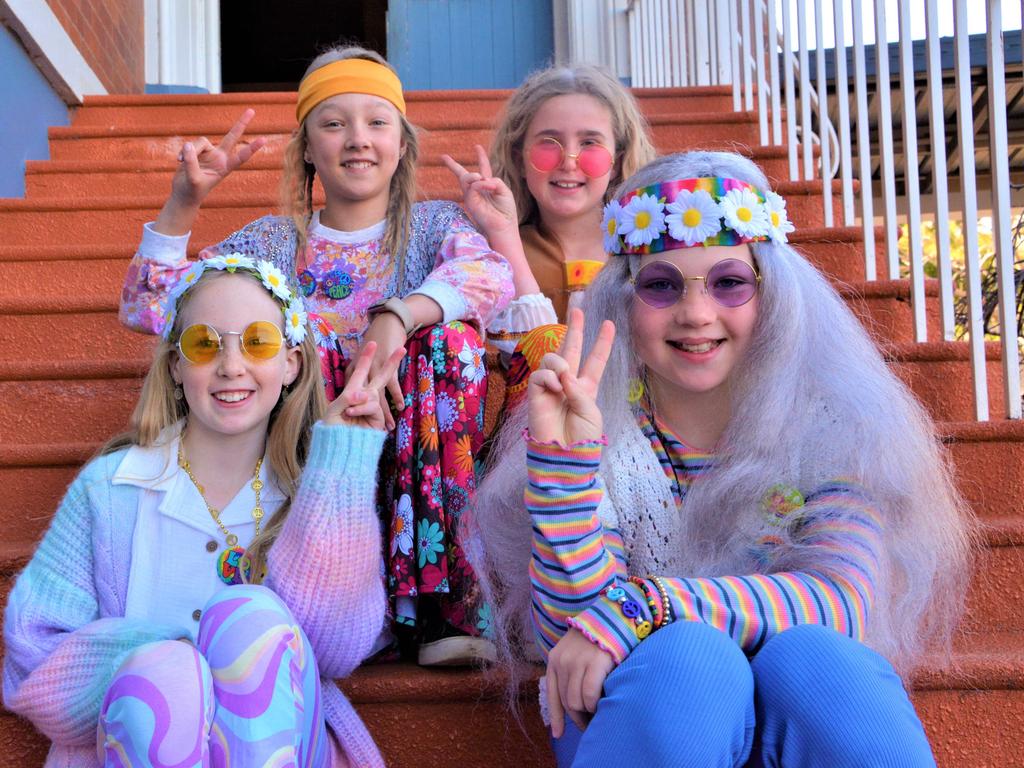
[120,46,511,667]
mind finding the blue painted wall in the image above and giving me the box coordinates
[388,0,554,90]
[0,24,70,198]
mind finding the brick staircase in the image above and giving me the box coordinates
[1,87,1022,767]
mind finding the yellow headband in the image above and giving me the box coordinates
[296,58,406,123]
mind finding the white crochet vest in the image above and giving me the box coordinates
[596,420,687,576]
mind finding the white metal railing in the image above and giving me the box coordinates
[620,0,1022,421]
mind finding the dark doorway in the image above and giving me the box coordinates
[220,0,387,91]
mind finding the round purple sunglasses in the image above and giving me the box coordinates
[631,258,761,309]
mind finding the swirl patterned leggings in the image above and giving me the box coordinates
[98,585,329,768]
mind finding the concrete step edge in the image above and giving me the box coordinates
[0,224,865,262]
[75,86,736,110]
[1,176,843,213]
[24,145,796,177]
[48,110,761,141]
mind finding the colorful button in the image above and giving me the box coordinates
[205,540,218,553]
[192,609,202,621]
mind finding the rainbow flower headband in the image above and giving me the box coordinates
[601,176,795,255]
[161,254,309,346]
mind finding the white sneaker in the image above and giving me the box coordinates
[417,636,497,667]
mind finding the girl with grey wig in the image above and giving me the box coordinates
[470,151,973,767]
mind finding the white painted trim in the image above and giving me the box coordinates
[0,0,106,104]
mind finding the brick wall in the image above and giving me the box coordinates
[45,0,144,93]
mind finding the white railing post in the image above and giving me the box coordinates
[797,4,814,180]
[730,0,742,108]
[832,0,854,226]
[755,0,769,144]
[874,0,900,280]
[986,0,1023,418]
[953,0,991,421]
[924,0,956,341]
[782,0,799,178]
[851,0,876,280]
[766,0,782,144]
[897,0,928,342]
[741,0,754,109]
[814,0,833,225]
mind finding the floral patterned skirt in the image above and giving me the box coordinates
[317,320,490,642]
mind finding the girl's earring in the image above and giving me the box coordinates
[627,376,645,404]
[174,384,184,401]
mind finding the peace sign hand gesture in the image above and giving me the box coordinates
[528,309,616,446]
[170,108,267,209]
[441,144,519,240]
[324,342,406,431]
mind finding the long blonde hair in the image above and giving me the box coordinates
[490,63,656,228]
[281,45,419,281]
[103,269,327,582]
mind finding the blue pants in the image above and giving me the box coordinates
[551,622,934,768]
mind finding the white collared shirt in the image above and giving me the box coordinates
[112,424,286,639]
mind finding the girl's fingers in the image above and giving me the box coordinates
[558,308,585,374]
[380,389,395,431]
[234,135,267,166]
[386,372,404,412]
[347,341,377,390]
[475,144,493,178]
[580,662,605,713]
[545,668,565,740]
[528,367,564,396]
[370,346,406,391]
[440,153,469,179]
[220,108,255,152]
[578,320,616,387]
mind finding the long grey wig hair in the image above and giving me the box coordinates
[470,150,974,683]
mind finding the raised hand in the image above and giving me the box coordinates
[528,308,616,446]
[325,341,405,431]
[545,627,616,739]
[155,109,267,235]
[441,144,519,239]
[348,313,408,432]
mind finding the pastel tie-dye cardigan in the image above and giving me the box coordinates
[3,423,387,767]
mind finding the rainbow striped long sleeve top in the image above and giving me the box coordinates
[525,432,883,665]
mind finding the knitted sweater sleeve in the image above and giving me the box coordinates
[2,459,189,746]
[118,216,297,336]
[407,202,513,327]
[525,438,883,666]
[265,422,388,680]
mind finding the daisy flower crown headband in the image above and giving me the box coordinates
[601,176,796,255]
[160,254,309,346]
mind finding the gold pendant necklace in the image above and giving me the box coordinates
[177,443,264,585]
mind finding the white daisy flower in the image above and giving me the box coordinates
[283,298,308,346]
[718,188,770,239]
[601,200,624,253]
[168,260,207,304]
[256,261,292,302]
[665,189,722,246]
[618,193,667,248]
[764,191,796,243]
[160,306,177,340]
[205,253,256,272]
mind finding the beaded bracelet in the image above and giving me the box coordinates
[603,584,652,639]
[628,576,663,629]
[650,576,674,626]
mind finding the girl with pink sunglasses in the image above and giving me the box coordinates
[444,64,655,377]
